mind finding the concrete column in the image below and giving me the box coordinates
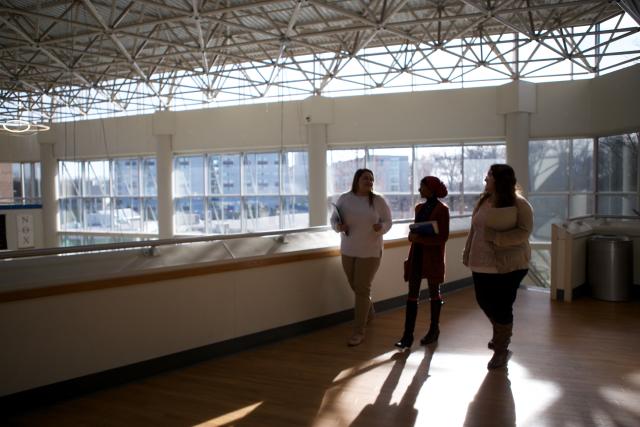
[307,124,327,226]
[156,135,173,239]
[301,96,334,226]
[505,112,531,196]
[497,80,536,196]
[152,111,176,239]
[39,141,58,247]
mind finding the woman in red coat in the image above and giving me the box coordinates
[395,176,450,349]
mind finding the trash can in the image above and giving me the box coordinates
[587,235,633,302]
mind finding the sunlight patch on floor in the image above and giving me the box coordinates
[313,351,562,426]
[193,401,263,426]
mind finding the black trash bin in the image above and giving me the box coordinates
[587,235,633,302]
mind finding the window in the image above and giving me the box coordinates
[58,157,157,233]
[0,162,41,205]
[174,150,309,235]
[327,143,505,220]
[597,133,639,216]
[528,138,594,241]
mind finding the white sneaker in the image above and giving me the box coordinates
[348,333,365,346]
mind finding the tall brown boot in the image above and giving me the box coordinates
[487,323,512,370]
[488,318,496,349]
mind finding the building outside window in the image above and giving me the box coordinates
[0,162,41,205]
[58,157,158,234]
[327,143,506,220]
[174,150,309,235]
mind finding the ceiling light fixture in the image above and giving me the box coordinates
[0,119,50,136]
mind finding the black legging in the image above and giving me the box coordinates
[407,278,442,302]
[472,269,528,324]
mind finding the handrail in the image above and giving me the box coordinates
[0,225,333,260]
[0,215,472,261]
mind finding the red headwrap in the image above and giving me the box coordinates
[424,176,448,198]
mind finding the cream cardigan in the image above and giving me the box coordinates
[463,195,534,274]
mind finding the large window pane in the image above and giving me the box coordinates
[414,146,462,194]
[243,152,279,195]
[528,195,567,241]
[84,197,111,230]
[571,139,593,192]
[174,197,205,234]
[596,194,638,216]
[385,194,413,219]
[209,154,241,195]
[59,198,82,230]
[283,152,309,195]
[283,196,309,229]
[529,139,570,192]
[142,198,158,233]
[463,145,506,192]
[60,161,82,197]
[0,164,12,203]
[327,149,365,195]
[207,197,242,234]
[114,197,141,231]
[113,158,140,196]
[142,158,157,197]
[175,156,205,197]
[12,163,21,199]
[569,194,593,218]
[84,160,110,196]
[597,134,638,193]
[367,147,411,193]
[244,196,280,232]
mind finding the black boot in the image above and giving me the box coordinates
[420,299,443,345]
[395,300,418,349]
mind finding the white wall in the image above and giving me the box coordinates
[0,234,467,397]
[1,64,635,162]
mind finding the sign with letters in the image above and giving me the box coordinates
[17,214,34,248]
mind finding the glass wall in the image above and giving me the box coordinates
[528,139,594,241]
[327,143,506,220]
[174,150,308,234]
[528,133,640,241]
[597,133,639,216]
[0,162,41,205]
[58,157,157,233]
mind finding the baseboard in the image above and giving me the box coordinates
[0,276,473,415]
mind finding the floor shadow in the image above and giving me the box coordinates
[463,368,515,426]
[349,345,436,427]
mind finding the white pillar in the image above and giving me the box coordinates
[156,135,173,239]
[152,111,176,239]
[301,96,334,227]
[39,141,58,247]
[497,80,536,196]
[307,124,328,226]
[505,112,530,196]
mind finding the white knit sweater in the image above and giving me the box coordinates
[331,191,392,258]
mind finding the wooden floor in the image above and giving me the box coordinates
[4,286,640,427]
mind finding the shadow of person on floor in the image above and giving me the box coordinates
[349,346,436,427]
[463,369,515,427]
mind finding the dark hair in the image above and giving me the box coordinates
[476,163,518,209]
[351,168,375,207]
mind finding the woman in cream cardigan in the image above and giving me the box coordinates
[463,164,533,370]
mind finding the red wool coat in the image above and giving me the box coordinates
[404,201,450,283]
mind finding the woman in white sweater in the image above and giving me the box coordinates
[331,168,392,346]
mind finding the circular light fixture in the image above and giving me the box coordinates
[0,119,50,135]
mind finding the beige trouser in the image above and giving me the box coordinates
[341,255,381,334]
